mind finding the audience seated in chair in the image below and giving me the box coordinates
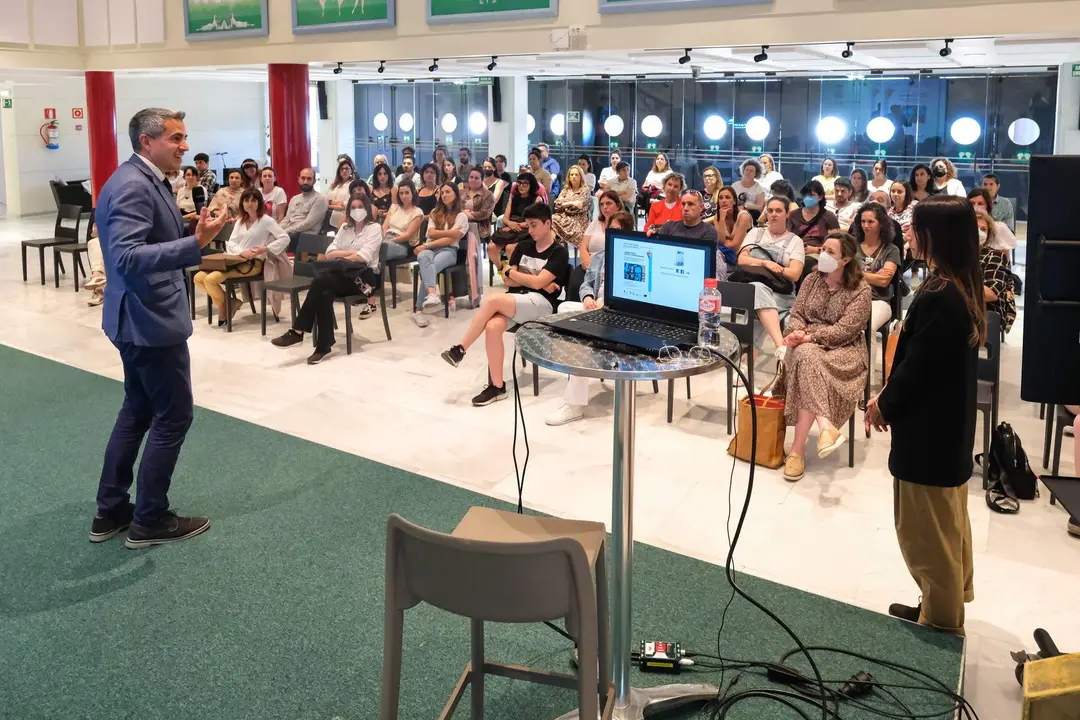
[327,159,355,229]
[440,204,570,407]
[415,163,441,217]
[650,190,724,275]
[645,173,686,233]
[598,150,621,191]
[382,183,424,262]
[195,188,287,327]
[715,185,754,267]
[279,167,329,238]
[828,178,863,233]
[442,158,464,191]
[393,155,423,201]
[194,152,219,196]
[602,162,638,210]
[527,148,553,196]
[272,195,382,364]
[259,166,288,223]
[733,158,768,214]
[412,183,470,328]
[461,167,496,245]
[481,157,509,218]
[576,154,596,193]
[538,143,561,197]
[209,170,244,220]
[776,232,871,482]
[457,146,474,181]
[981,173,1016,233]
[975,211,1017,334]
[551,165,592,246]
[176,166,201,222]
[735,196,805,359]
[967,189,1017,254]
[369,163,395,224]
[366,154,392,186]
[854,202,901,333]
[546,210,635,426]
[489,172,542,272]
[788,180,839,257]
[239,158,260,190]
[85,225,106,307]
[641,152,673,203]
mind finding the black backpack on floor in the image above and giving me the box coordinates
[980,422,1039,514]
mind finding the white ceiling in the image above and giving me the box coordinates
[2,36,1077,86]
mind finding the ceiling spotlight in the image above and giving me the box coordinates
[678,48,692,65]
[754,45,769,63]
[429,58,439,73]
[841,42,854,59]
[487,56,498,72]
[333,62,343,75]
[940,39,953,58]
[377,60,385,74]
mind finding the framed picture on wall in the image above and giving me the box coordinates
[184,0,269,41]
[293,0,396,33]
[599,0,771,13]
[427,0,558,25]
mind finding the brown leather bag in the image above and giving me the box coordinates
[727,370,786,469]
[199,253,253,272]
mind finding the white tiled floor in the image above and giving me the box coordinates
[3,214,1078,719]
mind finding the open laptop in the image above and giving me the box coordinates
[547,228,717,355]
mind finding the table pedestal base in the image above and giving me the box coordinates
[553,683,719,719]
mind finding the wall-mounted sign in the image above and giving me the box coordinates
[72,108,84,119]
[566,111,580,123]
[2,99,12,109]
[427,0,557,25]
[1073,63,1080,77]
[184,0,269,41]
[75,124,84,132]
[44,108,56,120]
[600,0,770,12]
[292,0,395,34]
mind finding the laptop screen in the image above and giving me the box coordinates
[604,228,716,328]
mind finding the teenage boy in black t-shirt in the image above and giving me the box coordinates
[441,203,569,406]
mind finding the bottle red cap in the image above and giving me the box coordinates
[704,278,718,288]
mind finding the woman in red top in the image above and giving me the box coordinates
[646,173,685,232]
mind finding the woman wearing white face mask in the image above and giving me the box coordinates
[776,231,871,482]
[272,195,383,364]
[975,210,1016,334]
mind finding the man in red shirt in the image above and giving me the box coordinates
[646,173,685,232]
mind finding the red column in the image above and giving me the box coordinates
[85,71,118,206]
[268,64,311,200]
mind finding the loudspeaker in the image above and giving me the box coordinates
[316,81,329,121]
[492,77,503,123]
[1021,154,1080,405]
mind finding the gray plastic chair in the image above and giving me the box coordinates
[381,508,613,720]
[977,312,1002,488]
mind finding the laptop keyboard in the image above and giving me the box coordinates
[576,309,691,342]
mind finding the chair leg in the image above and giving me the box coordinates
[381,294,392,342]
[207,293,213,325]
[1053,420,1065,476]
[39,247,46,286]
[442,272,451,319]
[73,255,81,292]
[247,283,257,315]
[226,291,233,333]
[53,251,60,288]
[532,363,539,397]
[686,376,692,399]
[344,302,354,355]
[57,253,66,276]
[1043,405,1055,469]
[411,267,419,313]
[470,619,485,719]
[666,378,674,424]
[290,290,299,325]
[379,608,405,720]
[261,289,268,336]
[651,380,659,394]
[1040,403,1046,421]
[21,245,28,282]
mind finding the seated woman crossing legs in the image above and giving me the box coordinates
[545,211,635,426]
[778,232,872,481]
[411,183,470,327]
[440,204,570,407]
[271,195,382,364]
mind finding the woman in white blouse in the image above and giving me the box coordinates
[194,187,288,326]
[758,154,784,190]
[868,159,893,195]
[412,183,469,327]
[259,166,287,223]
[272,195,383,363]
[176,166,200,221]
[382,182,425,261]
[642,152,673,201]
[326,159,355,228]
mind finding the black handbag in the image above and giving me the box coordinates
[980,421,1039,514]
[728,266,794,295]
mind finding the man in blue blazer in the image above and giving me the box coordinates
[90,108,226,549]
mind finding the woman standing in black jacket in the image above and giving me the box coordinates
[865,195,986,635]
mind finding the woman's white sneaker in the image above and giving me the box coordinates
[545,404,585,426]
[411,312,429,328]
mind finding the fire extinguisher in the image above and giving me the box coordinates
[40,121,60,150]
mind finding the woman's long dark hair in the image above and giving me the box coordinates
[331,159,353,189]
[371,163,393,191]
[853,202,895,248]
[909,164,938,195]
[850,168,869,202]
[598,190,623,225]
[239,187,265,222]
[825,231,864,290]
[911,195,987,347]
[891,181,914,212]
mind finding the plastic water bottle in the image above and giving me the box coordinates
[698,278,723,351]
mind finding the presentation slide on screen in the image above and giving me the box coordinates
[610,236,706,313]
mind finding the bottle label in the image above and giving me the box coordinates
[699,296,720,313]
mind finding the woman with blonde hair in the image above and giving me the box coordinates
[759,154,783,189]
[551,165,592,246]
[702,166,723,223]
[930,157,966,197]
[813,157,841,202]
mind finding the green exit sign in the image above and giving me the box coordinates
[1016,151,1032,162]
[873,148,887,158]
[609,141,619,150]
[403,134,411,143]
[751,145,763,153]
[645,141,658,151]
[957,151,974,160]
[1073,63,1080,77]
[708,144,721,152]
[1,98,11,109]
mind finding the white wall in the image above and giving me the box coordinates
[5,75,267,216]
[1056,62,1080,155]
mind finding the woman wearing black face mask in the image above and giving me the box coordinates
[929,157,966,197]
[788,180,839,257]
[481,157,509,217]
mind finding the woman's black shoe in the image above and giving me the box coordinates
[272,329,304,348]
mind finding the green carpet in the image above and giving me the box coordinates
[0,345,964,719]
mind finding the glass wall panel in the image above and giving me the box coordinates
[353,81,490,175]
[527,70,1057,219]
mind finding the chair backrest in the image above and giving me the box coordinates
[978,311,1001,386]
[212,221,234,249]
[55,204,82,240]
[714,281,757,350]
[385,513,592,625]
[889,269,904,322]
[319,208,336,235]
[294,232,333,278]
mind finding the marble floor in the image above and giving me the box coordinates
[3,213,1078,719]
